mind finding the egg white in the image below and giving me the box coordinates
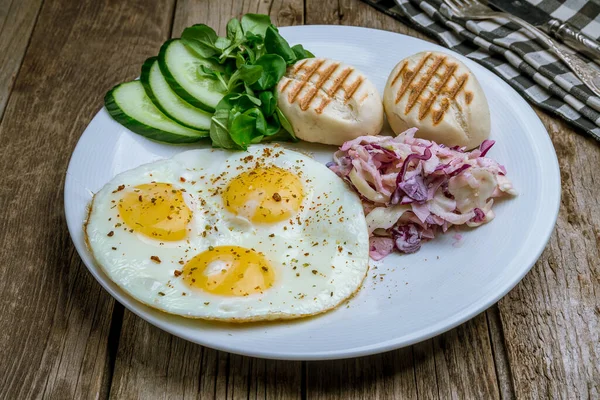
[85,145,369,321]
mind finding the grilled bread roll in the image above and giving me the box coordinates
[277,58,384,146]
[383,51,490,150]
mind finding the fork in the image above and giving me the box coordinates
[442,0,600,97]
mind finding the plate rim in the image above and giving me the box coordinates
[64,25,561,360]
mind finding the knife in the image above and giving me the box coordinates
[487,0,600,64]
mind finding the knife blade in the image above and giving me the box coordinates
[487,0,600,63]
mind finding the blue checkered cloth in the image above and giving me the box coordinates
[362,0,600,141]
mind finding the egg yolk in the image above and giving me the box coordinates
[118,183,192,241]
[223,166,304,223]
[182,246,275,296]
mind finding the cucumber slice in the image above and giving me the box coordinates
[105,81,207,144]
[158,39,226,112]
[141,57,212,131]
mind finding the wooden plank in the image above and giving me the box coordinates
[108,313,205,399]
[486,304,516,399]
[306,347,418,400]
[110,312,304,399]
[305,317,500,400]
[109,1,305,398]
[304,1,503,399]
[0,0,176,398]
[412,341,440,399]
[306,0,433,41]
[172,0,303,37]
[497,110,600,398]
[0,0,43,120]
[431,315,500,399]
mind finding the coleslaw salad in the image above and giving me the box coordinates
[328,129,517,260]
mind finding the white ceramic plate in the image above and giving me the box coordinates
[65,26,560,360]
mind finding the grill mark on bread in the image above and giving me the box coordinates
[431,74,469,125]
[298,62,340,111]
[280,78,292,93]
[284,60,365,114]
[418,63,457,120]
[293,59,309,73]
[405,56,445,113]
[432,99,449,125]
[465,91,474,104]
[395,52,431,104]
[315,98,331,114]
[449,75,468,99]
[344,77,363,103]
[395,53,471,125]
[391,62,408,86]
[288,59,324,103]
[326,67,353,97]
[316,63,340,89]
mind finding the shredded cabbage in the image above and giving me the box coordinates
[329,129,517,259]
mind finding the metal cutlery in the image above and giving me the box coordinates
[442,0,600,97]
[487,0,600,64]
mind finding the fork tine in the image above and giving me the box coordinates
[448,0,465,8]
[443,0,468,17]
[443,0,462,13]
[448,3,462,15]
[444,0,460,15]
[446,3,460,14]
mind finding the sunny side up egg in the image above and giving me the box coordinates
[85,145,369,322]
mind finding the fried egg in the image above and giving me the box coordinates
[85,145,369,322]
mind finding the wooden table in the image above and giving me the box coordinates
[1,0,598,398]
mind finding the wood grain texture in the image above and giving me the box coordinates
[110,312,304,399]
[1,0,597,398]
[0,0,43,120]
[172,0,303,37]
[487,305,516,400]
[306,0,432,41]
[305,315,500,400]
[430,315,499,399]
[0,0,175,398]
[497,110,600,399]
[306,347,418,400]
[108,312,205,399]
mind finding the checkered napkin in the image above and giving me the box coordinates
[361,0,600,141]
